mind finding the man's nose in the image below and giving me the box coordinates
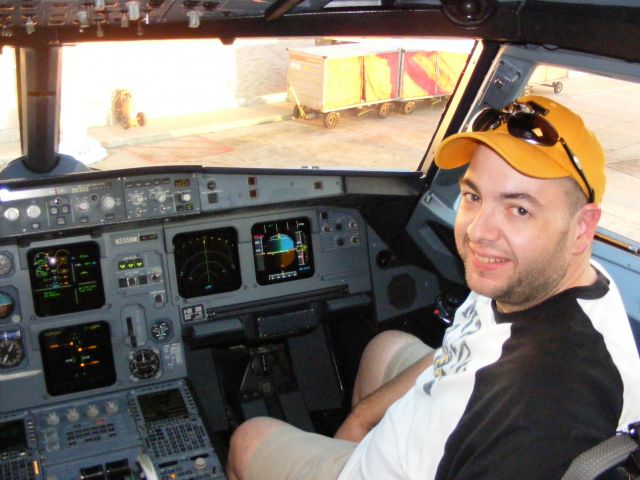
[466,204,500,243]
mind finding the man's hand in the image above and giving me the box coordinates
[334,351,435,443]
[334,396,379,442]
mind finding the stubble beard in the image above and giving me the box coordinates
[461,227,572,311]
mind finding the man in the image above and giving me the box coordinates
[227,96,640,479]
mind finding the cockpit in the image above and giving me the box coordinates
[1,1,639,479]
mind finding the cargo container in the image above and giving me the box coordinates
[288,43,467,128]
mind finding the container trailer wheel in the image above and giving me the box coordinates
[378,103,392,118]
[323,111,340,128]
[402,101,416,115]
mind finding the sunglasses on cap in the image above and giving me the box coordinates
[470,100,595,203]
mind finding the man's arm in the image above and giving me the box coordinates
[335,351,434,442]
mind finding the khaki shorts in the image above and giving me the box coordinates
[245,336,432,480]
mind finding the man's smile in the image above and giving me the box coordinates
[474,253,508,265]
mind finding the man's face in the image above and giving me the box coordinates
[454,145,579,312]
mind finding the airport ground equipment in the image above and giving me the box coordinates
[288,42,467,128]
[112,89,147,129]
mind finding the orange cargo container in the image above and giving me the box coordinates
[399,50,468,114]
[288,43,467,128]
[288,44,402,127]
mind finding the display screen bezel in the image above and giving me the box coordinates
[28,241,105,317]
[251,217,314,286]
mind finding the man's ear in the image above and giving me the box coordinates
[572,204,601,255]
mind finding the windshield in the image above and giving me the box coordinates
[1,38,639,244]
[51,37,472,172]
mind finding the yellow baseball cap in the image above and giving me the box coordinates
[435,95,606,204]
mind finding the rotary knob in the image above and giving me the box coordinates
[3,207,19,222]
[151,191,167,203]
[105,400,119,414]
[130,193,144,206]
[101,195,116,211]
[46,412,60,425]
[86,404,99,418]
[66,408,80,422]
[177,192,191,203]
[26,205,42,219]
[75,199,91,213]
[194,457,207,470]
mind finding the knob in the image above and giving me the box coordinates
[46,412,60,425]
[152,191,167,203]
[178,192,191,203]
[86,404,99,418]
[75,199,90,212]
[194,457,207,470]
[101,195,116,211]
[130,193,144,206]
[66,408,80,422]
[3,207,19,222]
[26,205,42,219]
[105,400,119,414]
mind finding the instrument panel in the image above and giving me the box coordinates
[0,171,344,238]
[0,379,224,480]
[0,168,372,479]
[0,169,370,413]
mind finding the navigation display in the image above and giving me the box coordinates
[39,321,116,396]
[173,227,241,298]
[28,242,105,317]
[252,217,314,285]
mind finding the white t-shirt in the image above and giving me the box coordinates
[338,265,640,479]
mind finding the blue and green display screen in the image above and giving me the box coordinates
[252,217,314,285]
[28,242,105,317]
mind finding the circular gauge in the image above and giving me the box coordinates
[150,320,172,342]
[0,337,24,368]
[129,348,161,380]
[0,292,15,319]
[173,227,241,298]
[0,253,13,277]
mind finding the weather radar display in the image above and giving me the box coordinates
[252,217,314,285]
